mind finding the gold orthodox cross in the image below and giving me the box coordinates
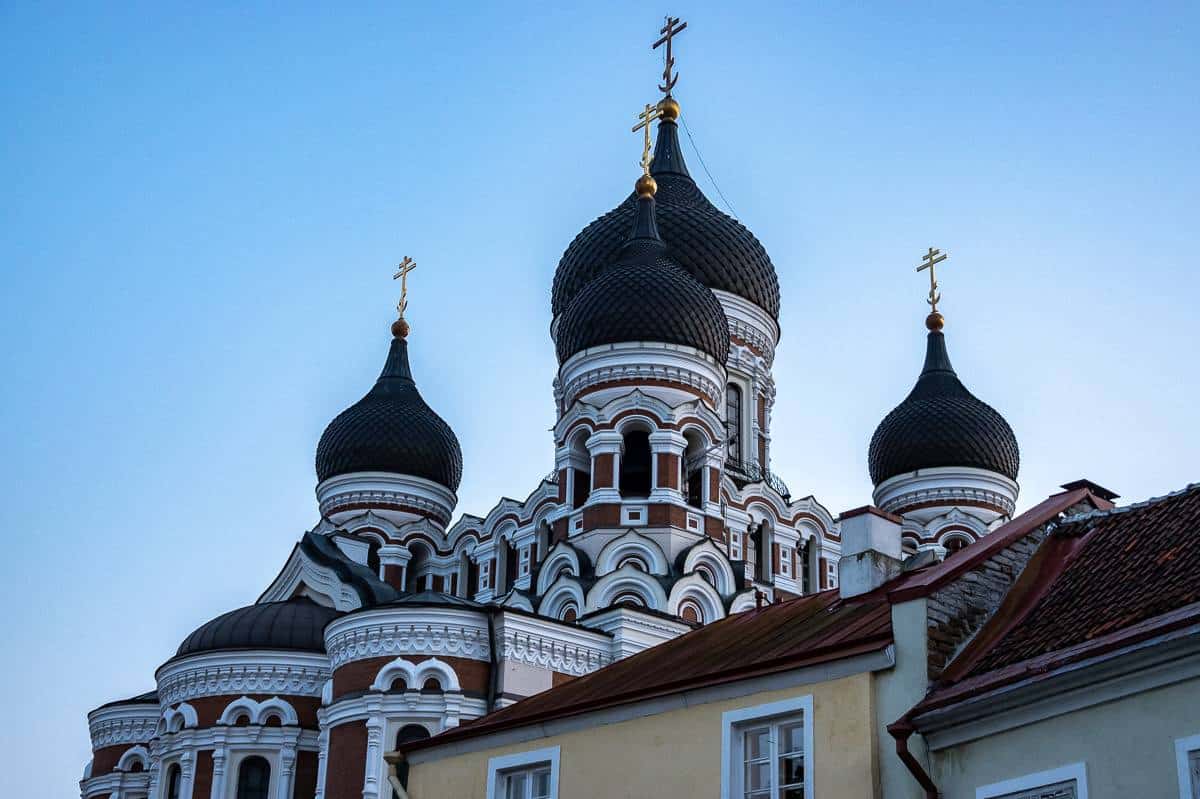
[652,15,688,95]
[916,247,948,313]
[393,256,417,318]
[632,102,664,175]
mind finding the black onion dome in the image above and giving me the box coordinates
[316,336,463,491]
[175,598,341,658]
[552,117,780,320]
[868,330,1020,485]
[555,190,729,364]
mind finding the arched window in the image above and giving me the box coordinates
[683,429,706,509]
[725,384,743,463]
[944,536,969,554]
[393,725,431,798]
[560,603,578,623]
[619,430,652,498]
[569,431,591,508]
[405,543,432,594]
[751,522,773,584]
[165,764,182,799]
[236,756,271,799]
[680,600,703,625]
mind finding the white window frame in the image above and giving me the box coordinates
[730,530,743,561]
[976,762,1088,799]
[721,694,814,799]
[1177,732,1200,799]
[779,546,792,578]
[485,745,560,799]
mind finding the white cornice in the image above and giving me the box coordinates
[88,703,159,749]
[873,466,1018,517]
[495,611,612,677]
[316,472,458,526]
[557,342,726,410]
[155,651,331,704]
[324,607,492,669]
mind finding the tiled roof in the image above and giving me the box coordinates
[174,597,342,658]
[913,482,1200,714]
[404,590,892,752]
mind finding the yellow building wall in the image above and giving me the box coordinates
[406,671,878,799]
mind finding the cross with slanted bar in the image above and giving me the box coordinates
[652,16,687,95]
[393,256,417,318]
[632,102,663,175]
[916,247,948,313]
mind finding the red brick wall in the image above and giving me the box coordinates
[177,694,320,728]
[324,722,367,799]
[191,750,214,798]
[91,745,130,777]
[295,750,320,799]
[592,454,614,488]
[655,454,679,489]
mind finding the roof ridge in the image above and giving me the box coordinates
[1057,481,1200,526]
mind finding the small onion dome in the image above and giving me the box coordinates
[552,105,779,322]
[555,183,729,365]
[315,335,463,491]
[175,598,341,658]
[868,329,1020,486]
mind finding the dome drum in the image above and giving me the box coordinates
[316,470,459,528]
[557,340,727,411]
[872,465,1018,525]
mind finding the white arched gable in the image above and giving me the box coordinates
[160,702,198,733]
[537,574,586,619]
[413,658,461,692]
[682,540,738,596]
[501,591,535,612]
[216,695,298,726]
[537,542,582,594]
[339,510,401,539]
[928,508,989,540]
[370,656,418,692]
[585,564,668,612]
[116,745,150,772]
[729,589,760,614]
[595,530,669,577]
[613,412,661,435]
[668,574,726,624]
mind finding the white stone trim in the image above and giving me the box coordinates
[324,607,491,669]
[316,471,458,526]
[88,702,160,749]
[536,543,581,594]
[485,745,561,799]
[536,575,587,621]
[115,745,151,772]
[495,611,612,677]
[667,574,727,624]
[369,656,461,693]
[257,544,364,611]
[975,762,1088,799]
[319,691,486,731]
[594,530,670,577]
[216,696,299,727]
[159,703,198,734]
[585,564,669,613]
[873,466,1018,517]
[720,693,814,799]
[712,289,780,357]
[683,539,739,597]
[558,341,726,409]
[155,651,331,704]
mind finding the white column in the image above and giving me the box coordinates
[361,713,386,799]
[586,431,623,503]
[277,744,297,799]
[648,430,687,503]
[180,751,196,799]
[210,745,228,799]
[314,720,330,799]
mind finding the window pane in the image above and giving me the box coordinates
[780,754,805,788]
[744,726,770,761]
[778,721,804,755]
[532,768,552,799]
[745,760,770,791]
[504,772,527,799]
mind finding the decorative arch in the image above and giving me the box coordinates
[729,589,760,614]
[160,703,198,733]
[585,564,668,612]
[537,542,582,594]
[595,530,669,577]
[613,412,661,436]
[216,696,298,727]
[668,574,726,625]
[682,539,738,597]
[116,745,150,773]
[537,574,586,620]
[369,655,461,693]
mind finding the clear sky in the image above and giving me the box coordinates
[2,2,1197,794]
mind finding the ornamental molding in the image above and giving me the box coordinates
[495,614,611,677]
[874,467,1019,518]
[257,544,365,611]
[155,652,331,705]
[324,607,492,669]
[88,705,159,749]
[882,485,1016,517]
[316,472,457,527]
[563,361,722,409]
[558,342,726,411]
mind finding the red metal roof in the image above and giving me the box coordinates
[404,590,893,752]
[912,482,1200,716]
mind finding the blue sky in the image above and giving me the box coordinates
[1,2,1197,794]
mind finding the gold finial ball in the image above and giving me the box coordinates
[635,174,658,198]
[658,96,680,122]
[391,317,410,339]
[925,311,945,331]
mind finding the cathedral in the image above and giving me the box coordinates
[80,26,1028,799]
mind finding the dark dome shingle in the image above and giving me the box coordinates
[868,331,1019,485]
[552,120,779,321]
[316,337,463,491]
[175,598,341,658]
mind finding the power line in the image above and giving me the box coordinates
[680,113,740,220]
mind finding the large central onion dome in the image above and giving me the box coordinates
[869,320,1020,486]
[175,597,341,658]
[316,332,463,491]
[552,99,780,322]
[555,173,729,364]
